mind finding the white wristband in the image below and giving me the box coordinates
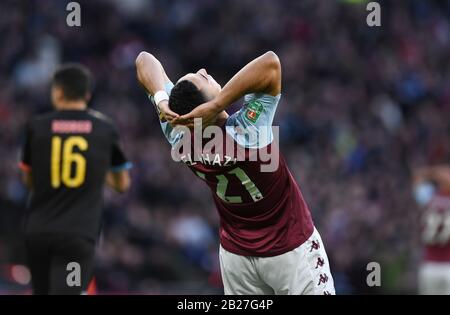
[154,90,169,106]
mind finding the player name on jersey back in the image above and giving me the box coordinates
[52,120,93,134]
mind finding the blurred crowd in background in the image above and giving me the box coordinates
[1,0,450,294]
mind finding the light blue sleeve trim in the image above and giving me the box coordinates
[225,93,281,149]
[111,161,133,173]
[148,81,184,146]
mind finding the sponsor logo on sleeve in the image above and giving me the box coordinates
[245,100,263,123]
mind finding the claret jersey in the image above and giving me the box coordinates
[151,82,314,257]
[422,192,450,262]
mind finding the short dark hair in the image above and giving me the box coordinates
[52,64,92,101]
[169,80,206,115]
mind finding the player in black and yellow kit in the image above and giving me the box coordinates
[19,64,132,294]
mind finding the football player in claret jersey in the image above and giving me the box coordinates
[19,64,132,294]
[413,165,450,294]
[136,51,335,295]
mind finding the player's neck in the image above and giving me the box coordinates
[56,100,88,111]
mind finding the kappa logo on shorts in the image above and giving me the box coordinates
[323,291,332,295]
[310,240,320,252]
[318,273,329,286]
[244,100,263,123]
[315,257,325,269]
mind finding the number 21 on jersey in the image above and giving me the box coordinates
[51,136,88,188]
[196,167,263,203]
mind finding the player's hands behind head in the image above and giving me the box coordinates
[172,100,221,128]
[158,100,179,123]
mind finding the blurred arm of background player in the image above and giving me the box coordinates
[106,171,130,193]
[135,52,178,123]
[21,169,32,189]
[172,51,281,127]
[413,165,450,191]
[20,162,131,193]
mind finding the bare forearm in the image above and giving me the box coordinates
[428,165,450,184]
[414,165,450,185]
[214,51,281,111]
[22,171,33,189]
[135,52,167,95]
[106,171,130,193]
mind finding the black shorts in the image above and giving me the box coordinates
[25,234,96,295]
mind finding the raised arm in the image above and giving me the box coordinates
[136,52,170,94]
[173,51,281,125]
[214,51,281,108]
[135,52,178,121]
